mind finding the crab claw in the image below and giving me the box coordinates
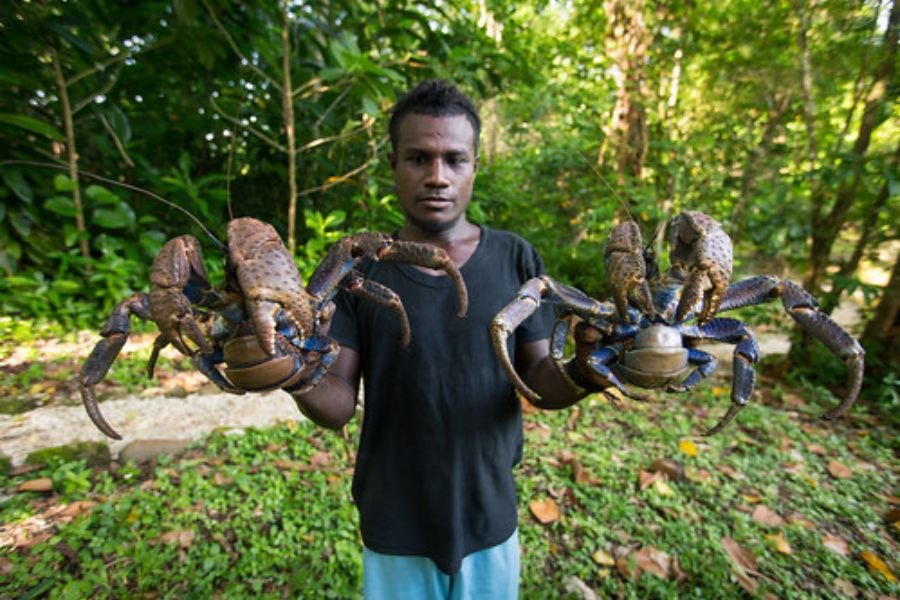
[148,236,215,356]
[605,221,655,322]
[227,218,314,356]
[668,211,732,324]
[491,277,547,403]
[377,239,469,318]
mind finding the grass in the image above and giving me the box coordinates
[1,378,897,598]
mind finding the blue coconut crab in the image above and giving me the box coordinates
[491,211,864,434]
[80,217,468,439]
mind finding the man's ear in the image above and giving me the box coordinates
[389,152,397,171]
[473,154,479,174]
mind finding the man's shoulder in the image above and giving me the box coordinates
[481,226,536,252]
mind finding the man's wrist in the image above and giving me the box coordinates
[562,358,599,394]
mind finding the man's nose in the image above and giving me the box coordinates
[425,159,449,186]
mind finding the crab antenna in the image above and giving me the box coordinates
[577,150,637,225]
[0,160,226,251]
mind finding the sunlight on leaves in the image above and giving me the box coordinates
[859,551,897,582]
[592,549,616,567]
[765,532,792,554]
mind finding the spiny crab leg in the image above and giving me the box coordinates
[667,211,733,324]
[491,277,547,403]
[604,221,655,322]
[377,240,469,317]
[78,294,152,440]
[340,269,413,347]
[720,275,865,420]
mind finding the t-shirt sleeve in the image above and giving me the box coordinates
[328,287,360,351]
[513,239,555,343]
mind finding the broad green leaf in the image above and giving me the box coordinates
[44,196,77,217]
[102,105,132,145]
[9,211,32,237]
[85,184,121,205]
[54,174,77,192]
[0,113,64,140]
[2,169,33,203]
[51,279,82,294]
[93,202,135,229]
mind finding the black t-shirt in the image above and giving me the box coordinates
[330,226,553,574]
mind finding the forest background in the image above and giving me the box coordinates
[1,0,898,395]
[0,0,898,597]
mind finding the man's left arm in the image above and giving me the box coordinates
[516,333,598,410]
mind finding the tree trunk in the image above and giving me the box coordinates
[805,0,898,297]
[861,253,900,378]
[821,143,899,313]
[51,48,90,262]
[282,1,298,256]
[599,0,649,190]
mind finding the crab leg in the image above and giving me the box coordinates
[78,294,152,440]
[720,276,864,420]
[339,269,413,347]
[491,277,547,402]
[667,211,733,324]
[677,317,760,435]
[377,240,469,318]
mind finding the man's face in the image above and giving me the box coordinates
[390,113,478,234]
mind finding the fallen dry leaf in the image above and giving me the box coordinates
[592,549,616,567]
[17,478,54,493]
[616,546,678,581]
[822,534,850,557]
[859,550,897,582]
[885,508,900,525]
[785,512,816,529]
[650,458,685,481]
[157,529,196,549]
[806,443,827,456]
[686,467,711,483]
[0,556,12,576]
[638,470,661,491]
[752,505,785,528]
[719,465,746,481]
[765,532,792,554]
[529,498,560,524]
[832,578,858,597]
[722,537,759,575]
[827,461,852,479]
[653,478,674,496]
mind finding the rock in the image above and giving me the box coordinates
[119,439,192,463]
[25,441,111,467]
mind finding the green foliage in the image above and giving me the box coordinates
[1,384,897,597]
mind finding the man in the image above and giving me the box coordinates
[293,80,599,598]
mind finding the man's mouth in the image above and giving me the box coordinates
[418,196,452,208]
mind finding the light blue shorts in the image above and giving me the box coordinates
[362,530,520,599]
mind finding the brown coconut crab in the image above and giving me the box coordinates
[491,211,864,435]
[80,217,468,439]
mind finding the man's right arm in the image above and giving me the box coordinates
[290,346,361,430]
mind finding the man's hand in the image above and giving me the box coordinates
[571,320,606,389]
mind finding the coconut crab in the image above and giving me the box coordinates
[80,217,468,439]
[491,211,864,434]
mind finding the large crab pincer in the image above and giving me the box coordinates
[79,218,468,439]
[491,212,863,435]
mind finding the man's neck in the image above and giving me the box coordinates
[398,220,481,270]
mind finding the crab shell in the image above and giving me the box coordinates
[614,324,690,388]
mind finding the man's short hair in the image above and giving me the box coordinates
[389,80,481,154]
